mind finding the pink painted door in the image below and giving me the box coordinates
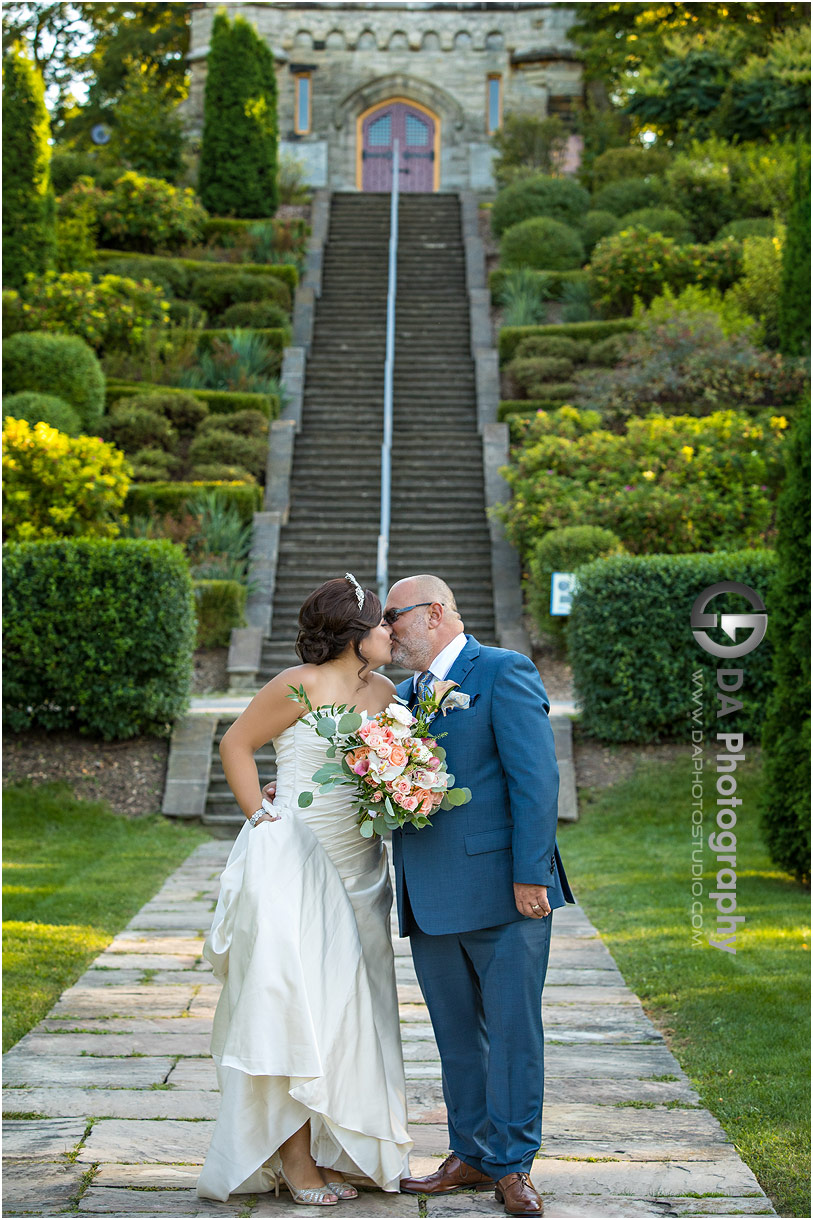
[362,102,436,192]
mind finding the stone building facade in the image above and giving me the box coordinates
[185,2,583,192]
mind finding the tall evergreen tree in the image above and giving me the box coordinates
[760,397,811,883]
[2,43,55,290]
[198,11,278,218]
[778,144,811,358]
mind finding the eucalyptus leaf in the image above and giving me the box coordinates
[315,717,336,738]
[359,820,375,838]
[440,795,453,810]
[298,792,314,808]
[338,712,363,734]
[373,817,387,837]
[433,746,446,761]
[459,787,473,803]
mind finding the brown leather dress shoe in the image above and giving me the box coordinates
[400,1153,495,1195]
[495,1171,544,1216]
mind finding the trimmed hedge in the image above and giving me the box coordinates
[194,579,247,648]
[94,249,298,294]
[3,538,195,739]
[499,320,638,364]
[567,549,778,744]
[500,217,585,271]
[106,379,279,420]
[125,481,262,524]
[497,399,564,422]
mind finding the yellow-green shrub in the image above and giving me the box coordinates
[2,417,131,541]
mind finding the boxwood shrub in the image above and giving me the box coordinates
[194,579,247,648]
[3,538,195,739]
[491,175,591,236]
[94,249,298,296]
[3,331,106,430]
[125,481,262,523]
[499,320,638,364]
[500,217,585,271]
[592,176,666,216]
[2,391,82,436]
[527,525,623,642]
[567,549,777,743]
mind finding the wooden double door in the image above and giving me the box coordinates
[361,100,438,192]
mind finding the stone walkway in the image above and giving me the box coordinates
[3,840,775,1219]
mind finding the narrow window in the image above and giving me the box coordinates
[487,74,502,135]
[294,72,311,134]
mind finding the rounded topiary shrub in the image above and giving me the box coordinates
[190,461,256,483]
[168,300,207,327]
[501,217,585,272]
[508,356,576,398]
[492,175,592,237]
[130,448,182,481]
[588,333,636,367]
[220,300,290,329]
[527,525,624,641]
[190,271,290,316]
[619,206,693,242]
[189,428,265,478]
[118,391,209,435]
[104,405,177,453]
[592,176,666,217]
[2,331,105,431]
[717,217,777,241]
[580,209,619,256]
[513,335,590,363]
[197,409,269,439]
[3,391,82,436]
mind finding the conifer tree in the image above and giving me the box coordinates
[760,396,811,882]
[198,11,278,218]
[778,144,811,358]
[2,44,56,290]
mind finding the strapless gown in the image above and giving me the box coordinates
[196,714,412,1201]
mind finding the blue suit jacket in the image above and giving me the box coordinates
[391,635,575,936]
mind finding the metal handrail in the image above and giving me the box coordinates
[377,138,399,603]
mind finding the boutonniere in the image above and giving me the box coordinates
[416,680,470,729]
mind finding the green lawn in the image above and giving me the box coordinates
[558,753,810,1218]
[2,781,208,1052]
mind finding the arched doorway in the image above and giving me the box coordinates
[357,98,440,192]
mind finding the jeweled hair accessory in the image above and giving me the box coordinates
[344,572,365,611]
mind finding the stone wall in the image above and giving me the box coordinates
[184,3,582,191]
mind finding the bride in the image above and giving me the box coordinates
[196,574,413,1205]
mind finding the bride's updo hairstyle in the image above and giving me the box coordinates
[296,576,383,669]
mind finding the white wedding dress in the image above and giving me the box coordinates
[196,713,413,1201]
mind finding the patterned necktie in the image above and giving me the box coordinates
[416,670,434,705]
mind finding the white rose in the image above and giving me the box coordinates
[388,702,415,728]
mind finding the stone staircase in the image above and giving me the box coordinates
[200,192,498,831]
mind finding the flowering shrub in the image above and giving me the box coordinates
[96,172,207,253]
[573,311,806,422]
[500,404,789,557]
[728,230,785,348]
[589,228,743,315]
[2,417,131,541]
[11,270,169,351]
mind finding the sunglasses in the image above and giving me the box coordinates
[383,602,437,626]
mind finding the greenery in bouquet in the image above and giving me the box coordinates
[288,686,472,839]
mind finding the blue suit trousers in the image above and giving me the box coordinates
[408,908,554,1179]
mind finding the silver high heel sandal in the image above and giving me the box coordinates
[321,1178,358,1200]
[275,1168,339,1206]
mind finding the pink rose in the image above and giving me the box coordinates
[371,791,383,802]
[376,741,393,760]
[399,794,419,812]
[419,797,434,815]
[393,777,411,797]
[390,744,408,767]
[366,727,386,749]
[427,757,442,771]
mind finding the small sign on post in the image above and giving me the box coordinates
[550,572,578,616]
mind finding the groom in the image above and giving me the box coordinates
[384,574,575,1218]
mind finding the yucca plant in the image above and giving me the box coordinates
[178,328,280,395]
[187,489,253,566]
[498,269,553,326]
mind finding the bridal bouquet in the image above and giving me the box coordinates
[288,686,472,837]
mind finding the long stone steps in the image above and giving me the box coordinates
[199,191,496,828]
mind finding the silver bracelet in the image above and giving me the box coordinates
[248,808,265,827]
[249,796,275,827]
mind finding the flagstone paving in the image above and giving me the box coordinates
[3,839,776,1219]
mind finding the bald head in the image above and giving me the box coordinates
[386,574,464,670]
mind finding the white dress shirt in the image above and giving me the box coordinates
[413,632,468,690]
